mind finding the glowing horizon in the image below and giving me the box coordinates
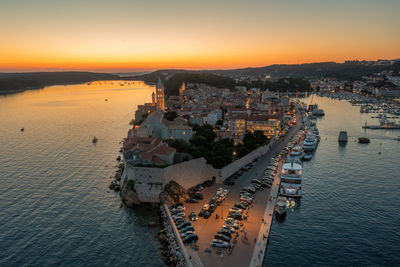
[1,0,399,72]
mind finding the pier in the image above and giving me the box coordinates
[170,113,303,267]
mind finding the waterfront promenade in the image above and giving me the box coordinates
[182,113,303,267]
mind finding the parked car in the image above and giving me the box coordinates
[181,231,195,238]
[183,234,198,243]
[214,234,231,242]
[189,212,198,221]
[235,202,246,210]
[181,226,195,233]
[204,211,211,219]
[170,203,184,209]
[203,204,210,211]
[177,221,191,230]
[185,198,198,203]
[211,239,229,248]
[216,230,232,237]
[198,209,205,217]
[192,193,203,200]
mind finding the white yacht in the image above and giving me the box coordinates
[288,145,304,160]
[303,134,317,152]
[280,160,302,198]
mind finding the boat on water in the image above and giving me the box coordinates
[288,146,304,160]
[338,131,348,143]
[302,153,312,161]
[92,137,98,143]
[312,109,325,116]
[275,196,288,217]
[303,134,317,152]
[280,160,302,198]
[358,137,370,144]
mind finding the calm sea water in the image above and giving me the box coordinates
[264,95,400,266]
[0,81,164,266]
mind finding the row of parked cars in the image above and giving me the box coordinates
[185,180,214,203]
[211,183,262,249]
[169,203,199,244]
[223,161,257,185]
[198,187,229,219]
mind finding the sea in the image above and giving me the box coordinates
[1,84,399,266]
[0,81,164,266]
[264,95,400,266]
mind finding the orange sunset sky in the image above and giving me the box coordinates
[1,0,399,72]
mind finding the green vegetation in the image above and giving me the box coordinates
[235,131,270,158]
[168,125,270,169]
[164,110,178,121]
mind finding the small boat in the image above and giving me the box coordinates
[20,127,24,132]
[358,137,370,144]
[116,155,121,161]
[303,153,312,161]
[338,131,348,143]
[92,137,98,143]
[275,196,288,217]
[396,136,400,141]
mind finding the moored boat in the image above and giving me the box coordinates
[280,160,302,198]
[338,131,348,143]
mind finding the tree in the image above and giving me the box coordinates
[164,110,178,121]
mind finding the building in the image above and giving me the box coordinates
[136,109,193,142]
[122,136,176,166]
[135,103,157,122]
[156,78,165,111]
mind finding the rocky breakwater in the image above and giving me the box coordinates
[119,179,141,207]
[157,207,186,267]
[109,162,123,192]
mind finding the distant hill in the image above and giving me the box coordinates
[0,72,119,94]
[131,60,400,82]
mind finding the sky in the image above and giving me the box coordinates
[0,0,399,72]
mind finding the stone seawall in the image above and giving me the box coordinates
[160,204,193,267]
[125,158,219,203]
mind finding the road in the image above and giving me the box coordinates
[184,113,303,267]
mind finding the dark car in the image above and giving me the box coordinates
[204,211,211,219]
[177,221,191,230]
[224,179,235,185]
[208,205,216,213]
[214,234,231,242]
[170,202,184,209]
[234,202,246,210]
[181,225,195,233]
[216,230,232,237]
[175,218,185,225]
[185,198,198,203]
[198,209,206,217]
[183,234,198,243]
[193,193,203,200]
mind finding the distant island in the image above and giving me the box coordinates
[1,59,399,95]
[0,72,119,94]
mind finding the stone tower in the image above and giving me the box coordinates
[156,78,165,111]
[152,92,156,106]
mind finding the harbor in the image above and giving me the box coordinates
[160,105,328,267]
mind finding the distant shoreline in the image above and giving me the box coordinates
[0,71,123,95]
